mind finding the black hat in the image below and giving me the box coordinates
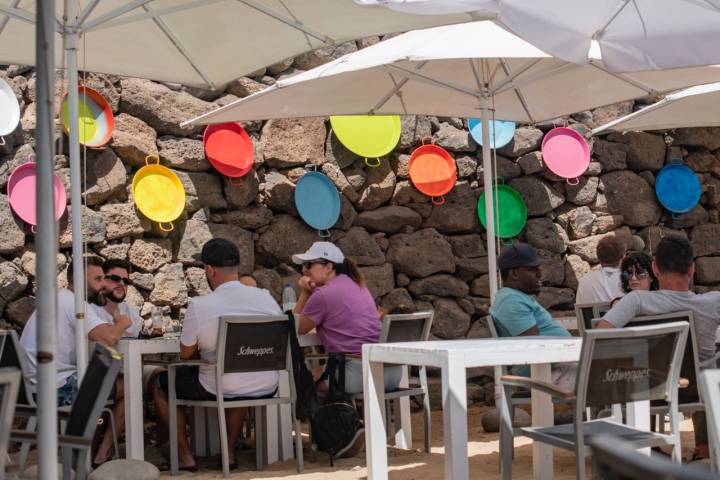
[201,238,240,267]
[498,243,544,270]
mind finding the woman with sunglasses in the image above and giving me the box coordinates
[611,251,659,306]
[292,242,402,395]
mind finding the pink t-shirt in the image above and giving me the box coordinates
[302,274,381,354]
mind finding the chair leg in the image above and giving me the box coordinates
[385,399,392,442]
[255,406,264,471]
[574,416,586,480]
[62,447,73,480]
[103,407,119,460]
[499,384,514,480]
[293,413,304,473]
[18,415,36,470]
[76,448,91,480]
[420,367,431,453]
[216,405,230,478]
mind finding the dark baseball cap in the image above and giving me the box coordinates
[498,243,545,270]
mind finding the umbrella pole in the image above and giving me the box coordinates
[65,2,88,381]
[36,0,59,478]
[480,100,498,302]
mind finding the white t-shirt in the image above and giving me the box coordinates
[575,267,624,304]
[180,280,282,397]
[19,289,106,387]
[89,302,143,338]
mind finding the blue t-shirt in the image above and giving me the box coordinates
[490,287,571,375]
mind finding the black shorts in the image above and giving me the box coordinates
[157,366,276,402]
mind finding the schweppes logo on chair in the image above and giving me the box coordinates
[236,346,274,357]
[602,368,650,383]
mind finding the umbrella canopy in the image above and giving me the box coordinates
[357,0,720,72]
[0,0,482,89]
[182,21,720,125]
[593,83,720,134]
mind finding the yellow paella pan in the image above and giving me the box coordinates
[132,155,185,231]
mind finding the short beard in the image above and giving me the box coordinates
[88,289,107,307]
[106,290,126,304]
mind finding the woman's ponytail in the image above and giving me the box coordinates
[333,257,365,286]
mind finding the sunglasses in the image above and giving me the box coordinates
[622,270,649,281]
[302,260,329,270]
[105,274,131,285]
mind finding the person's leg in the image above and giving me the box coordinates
[94,377,125,464]
[154,371,196,469]
[224,408,247,465]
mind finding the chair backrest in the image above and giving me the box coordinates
[577,322,688,410]
[484,315,500,339]
[217,315,290,375]
[574,302,612,336]
[64,344,122,439]
[379,311,434,343]
[0,367,20,476]
[590,434,720,480]
[0,329,33,406]
[700,369,720,472]
[623,311,700,402]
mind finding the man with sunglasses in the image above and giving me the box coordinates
[90,259,141,340]
[490,243,575,388]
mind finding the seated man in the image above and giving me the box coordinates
[154,238,282,472]
[90,259,161,466]
[489,243,575,389]
[575,236,626,304]
[597,235,720,460]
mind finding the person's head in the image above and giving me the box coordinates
[239,275,257,288]
[292,241,365,287]
[200,238,240,290]
[103,259,131,304]
[67,255,106,306]
[597,236,626,268]
[498,243,543,295]
[620,251,658,292]
[653,235,694,289]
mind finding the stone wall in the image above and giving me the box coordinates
[1,41,720,375]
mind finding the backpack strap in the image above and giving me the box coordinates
[325,353,347,398]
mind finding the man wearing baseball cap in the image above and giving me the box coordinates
[490,243,574,387]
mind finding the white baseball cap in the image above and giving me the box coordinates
[292,242,345,265]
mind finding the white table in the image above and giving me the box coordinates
[118,333,320,462]
[363,337,583,480]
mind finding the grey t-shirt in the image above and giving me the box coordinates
[603,289,720,363]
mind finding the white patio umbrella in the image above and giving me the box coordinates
[0,0,489,382]
[357,0,720,72]
[593,82,720,134]
[182,21,720,301]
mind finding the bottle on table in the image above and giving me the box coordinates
[282,284,297,313]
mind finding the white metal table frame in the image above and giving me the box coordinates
[363,337,587,480]
[119,335,321,462]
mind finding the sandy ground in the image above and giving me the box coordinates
[145,405,700,480]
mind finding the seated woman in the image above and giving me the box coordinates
[292,241,402,395]
[611,251,658,306]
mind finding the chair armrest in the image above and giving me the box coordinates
[500,375,575,400]
[167,360,214,369]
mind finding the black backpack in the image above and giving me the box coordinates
[310,353,363,465]
[286,315,362,465]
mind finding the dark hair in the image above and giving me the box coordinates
[66,255,104,286]
[103,259,130,274]
[597,236,626,266]
[331,257,365,286]
[500,268,511,281]
[201,238,239,267]
[620,251,658,292]
[655,235,693,275]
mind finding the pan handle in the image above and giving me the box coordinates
[566,177,580,186]
[364,157,381,168]
[319,229,332,238]
[30,224,36,234]
[226,176,244,186]
[431,196,445,206]
[145,155,160,166]
[158,222,174,232]
[0,136,5,146]
[420,136,433,146]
